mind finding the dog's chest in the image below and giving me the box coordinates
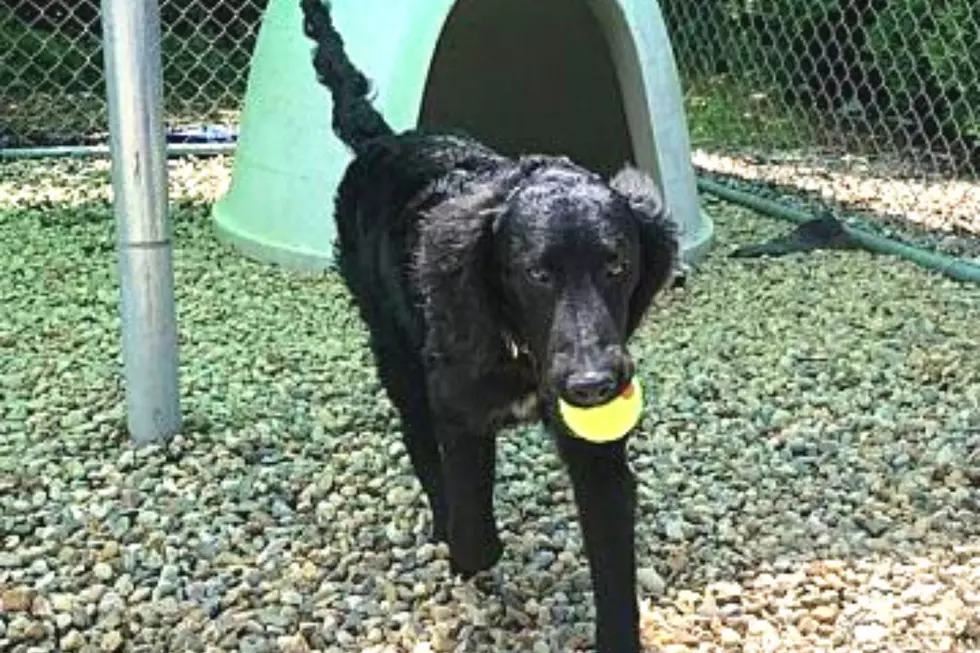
[508,392,539,421]
[500,334,539,422]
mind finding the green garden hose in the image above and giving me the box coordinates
[697,176,980,285]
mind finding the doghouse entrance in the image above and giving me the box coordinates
[419,0,636,178]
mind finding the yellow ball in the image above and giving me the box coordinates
[558,377,643,443]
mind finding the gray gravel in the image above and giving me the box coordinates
[1,157,979,653]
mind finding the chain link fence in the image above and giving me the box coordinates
[1,0,977,254]
[0,0,265,149]
[660,0,979,254]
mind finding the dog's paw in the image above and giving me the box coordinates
[429,519,449,545]
[449,534,503,579]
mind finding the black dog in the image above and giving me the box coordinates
[300,2,679,650]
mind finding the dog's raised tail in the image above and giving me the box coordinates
[300,0,393,153]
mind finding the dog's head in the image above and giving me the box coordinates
[419,157,678,409]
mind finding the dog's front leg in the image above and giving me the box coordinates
[434,412,503,578]
[426,362,534,578]
[556,433,640,653]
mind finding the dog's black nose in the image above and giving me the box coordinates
[563,371,620,407]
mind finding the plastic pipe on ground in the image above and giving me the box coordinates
[0,143,237,159]
[697,176,980,285]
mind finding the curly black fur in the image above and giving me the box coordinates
[300,0,392,152]
[300,2,680,651]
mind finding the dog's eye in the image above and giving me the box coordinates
[526,266,552,285]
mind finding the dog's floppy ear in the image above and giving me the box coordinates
[416,183,504,279]
[415,180,510,371]
[610,166,680,335]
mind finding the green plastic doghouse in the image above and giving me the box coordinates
[212,0,714,271]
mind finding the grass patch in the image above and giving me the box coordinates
[681,74,810,152]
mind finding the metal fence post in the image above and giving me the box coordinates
[101,0,182,445]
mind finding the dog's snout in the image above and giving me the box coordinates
[563,370,620,407]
